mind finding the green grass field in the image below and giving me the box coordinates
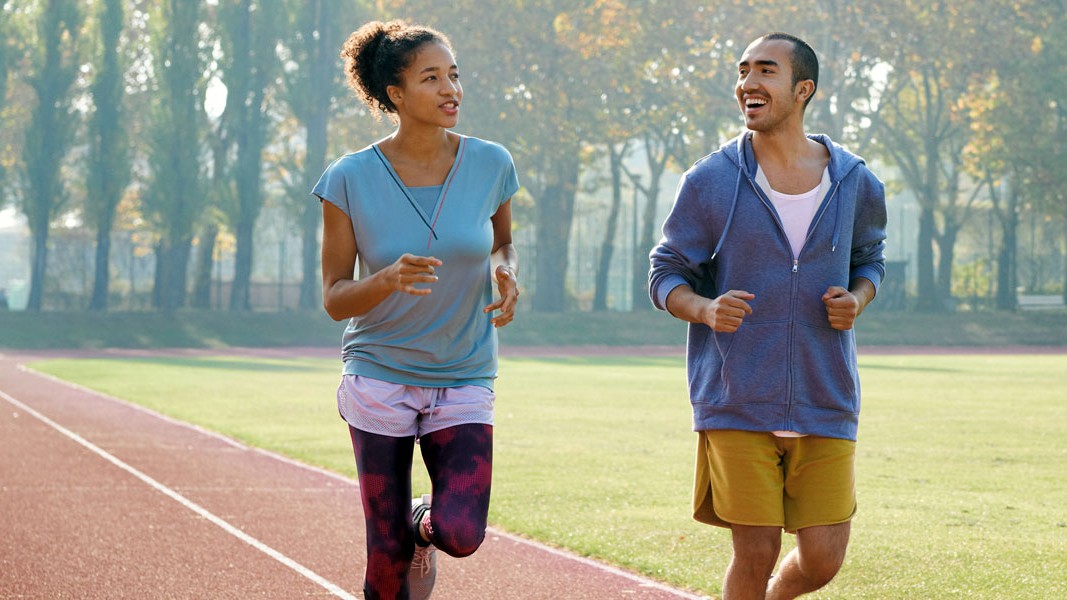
[28,353,1067,599]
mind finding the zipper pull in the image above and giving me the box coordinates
[792,259,799,273]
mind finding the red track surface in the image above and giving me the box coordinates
[0,351,708,600]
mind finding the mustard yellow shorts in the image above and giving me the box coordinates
[693,429,856,533]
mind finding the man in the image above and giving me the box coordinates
[648,33,887,599]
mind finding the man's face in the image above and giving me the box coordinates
[735,38,809,133]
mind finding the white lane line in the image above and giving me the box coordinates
[0,389,357,600]
[15,362,708,599]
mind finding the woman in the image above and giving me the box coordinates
[313,20,519,600]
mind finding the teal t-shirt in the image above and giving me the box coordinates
[312,135,520,389]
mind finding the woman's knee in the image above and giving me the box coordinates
[431,522,486,558]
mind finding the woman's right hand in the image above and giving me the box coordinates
[383,253,443,296]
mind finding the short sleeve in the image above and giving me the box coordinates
[311,156,352,220]
[499,148,520,207]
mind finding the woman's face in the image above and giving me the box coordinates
[388,42,462,129]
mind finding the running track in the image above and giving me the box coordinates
[0,350,709,600]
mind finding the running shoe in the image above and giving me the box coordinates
[409,494,436,600]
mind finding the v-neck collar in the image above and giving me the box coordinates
[372,136,467,242]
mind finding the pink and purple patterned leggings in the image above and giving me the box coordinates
[349,424,493,600]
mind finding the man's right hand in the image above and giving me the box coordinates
[703,290,755,332]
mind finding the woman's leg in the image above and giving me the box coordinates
[349,426,416,600]
[417,423,493,557]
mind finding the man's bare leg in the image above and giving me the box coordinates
[723,525,781,600]
[766,522,851,600]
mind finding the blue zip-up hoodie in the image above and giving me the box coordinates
[648,131,887,441]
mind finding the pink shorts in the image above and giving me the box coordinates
[337,375,494,438]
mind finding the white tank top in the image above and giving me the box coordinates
[757,166,829,259]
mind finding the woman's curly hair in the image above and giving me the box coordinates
[340,20,452,117]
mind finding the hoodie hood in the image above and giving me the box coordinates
[726,131,865,182]
[713,131,867,257]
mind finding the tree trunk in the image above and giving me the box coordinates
[157,237,192,311]
[995,243,1016,311]
[995,190,1019,312]
[152,243,164,310]
[300,204,320,310]
[1062,217,1067,307]
[88,218,113,311]
[936,225,958,312]
[153,238,191,311]
[915,206,939,312]
[299,97,328,311]
[26,223,48,313]
[532,156,580,312]
[298,0,332,311]
[632,180,661,312]
[230,216,254,311]
[593,145,624,311]
[191,223,218,309]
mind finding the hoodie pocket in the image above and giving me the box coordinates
[716,322,788,406]
[792,322,859,412]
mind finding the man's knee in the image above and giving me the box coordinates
[798,551,844,588]
[731,525,782,569]
[796,523,850,586]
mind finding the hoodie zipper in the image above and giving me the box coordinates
[746,175,840,430]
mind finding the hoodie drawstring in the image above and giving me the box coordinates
[830,183,841,253]
[719,132,850,259]
[711,168,743,261]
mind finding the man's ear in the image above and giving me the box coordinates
[797,80,815,103]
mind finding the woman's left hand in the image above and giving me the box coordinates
[484,265,519,328]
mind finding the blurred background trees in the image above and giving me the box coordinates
[0,0,1063,314]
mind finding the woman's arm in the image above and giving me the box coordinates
[484,199,519,328]
[320,201,441,321]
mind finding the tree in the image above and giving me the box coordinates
[400,0,603,311]
[144,0,206,311]
[20,0,84,312]
[966,1,1067,307]
[216,0,282,311]
[868,1,993,312]
[277,0,354,311]
[571,0,721,312]
[85,0,130,311]
[0,5,19,190]
[591,141,629,311]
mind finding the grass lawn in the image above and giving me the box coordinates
[28,353,1067,599]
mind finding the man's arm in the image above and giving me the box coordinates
[822,277,876,331]
[666,285,755,333]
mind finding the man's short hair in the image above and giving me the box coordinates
[761,32,819,108]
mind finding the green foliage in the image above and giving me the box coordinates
[27,353,1067,598]
[86,0,131,311]
[20,0,85,311]
[144,0,207,310]
[0,3,29,195]
[1,0,1065,315]
[214,0,286,311]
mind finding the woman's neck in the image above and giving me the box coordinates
[383,124,456,163]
